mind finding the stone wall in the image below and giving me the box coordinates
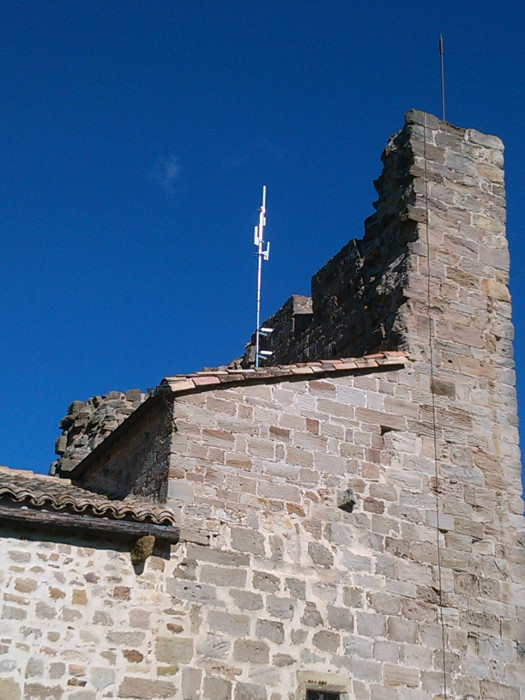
[53,110,515,482]
[51,389,148,477]
[71,396,172,501]
[2,363,524,698]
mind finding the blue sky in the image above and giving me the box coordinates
[1,1,524,480]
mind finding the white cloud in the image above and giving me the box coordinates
[151,155,181,195]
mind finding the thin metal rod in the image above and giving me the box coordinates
[440,34,446,121]
[254,185,267,368]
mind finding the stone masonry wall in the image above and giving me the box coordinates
[51,390,148,477]
[72,398,172,502]
[163,370,524,699]
[2,365,524,698]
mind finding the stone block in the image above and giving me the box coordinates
[107,631,145,647]
[229,589,263,611]
[231,527,265,556]
[266,596,294,620]
[168,480,194,502]
[234,683,267,700]
[195,633,230,659]
[90,668,115,689]
[182,667,202,700]
[387,617,417,643]
[49,663,66,679]
[2,605,27,620]
[0,677,21,700]
[118,677,177,698]
[301,602,324,627]
[25,658,44,677]
[256,619,284,644]
[383,664,419,687]
[343,635,373,658]
[200,565,247,588]
[312,629,340,653]
[155,637,193,664]
[208,611,250,637]
[252,571,280,593]
[327,606,354,631]
[308,542,334,568]
[158,665,179,676]
[123,650,143,663]
[203,676,231,700]
[233,640,269,663]
[427,511,454,532]
[356,612,387,638]
[284,577,306,599]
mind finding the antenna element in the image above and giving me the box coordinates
[254,185,272,367]
[439,34,446,121]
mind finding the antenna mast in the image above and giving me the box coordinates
[254,185,271,367]
[439,34,446,121]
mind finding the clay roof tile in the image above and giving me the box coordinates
[0,466,176,526]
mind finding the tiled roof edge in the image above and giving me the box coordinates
[0,466,177,527]
[159,351,409,394]
[0,503,180,545]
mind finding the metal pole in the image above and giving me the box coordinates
[440,34,446,122]
[255,240,263,368]
[254,186,267,368]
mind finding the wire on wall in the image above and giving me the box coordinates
[423,112,448,699]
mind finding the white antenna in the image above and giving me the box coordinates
[439,34,446,121]
[254,185,272,367]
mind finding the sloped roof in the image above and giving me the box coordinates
[160,351,409,393]
[0,466,176,526]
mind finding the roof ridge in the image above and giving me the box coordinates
[160,351,410,393]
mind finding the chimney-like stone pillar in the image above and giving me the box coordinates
[397,110,522,515]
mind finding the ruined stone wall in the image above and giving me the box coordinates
[51,390,148,477]
[71,399,172,501]
[241,114,418,366]
[243,109,514,373]
[242,295,313,366]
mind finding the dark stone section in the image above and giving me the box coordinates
[242,295,313,367]
[240,117,418,366]
[51,390,148,478]
[70,397,172,502]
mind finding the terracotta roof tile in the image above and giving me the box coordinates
[160,351,409,394]
[0,466,176,526]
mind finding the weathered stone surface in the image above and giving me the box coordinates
[90,668,115,689]
[23,684,63,699]
[234,682,267,700]
[0,678,21,700]
[155,637,193,664]
[233,639,270,663]
[118,677,177,699]
[203,676,231,700]
[50,389,148,478]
